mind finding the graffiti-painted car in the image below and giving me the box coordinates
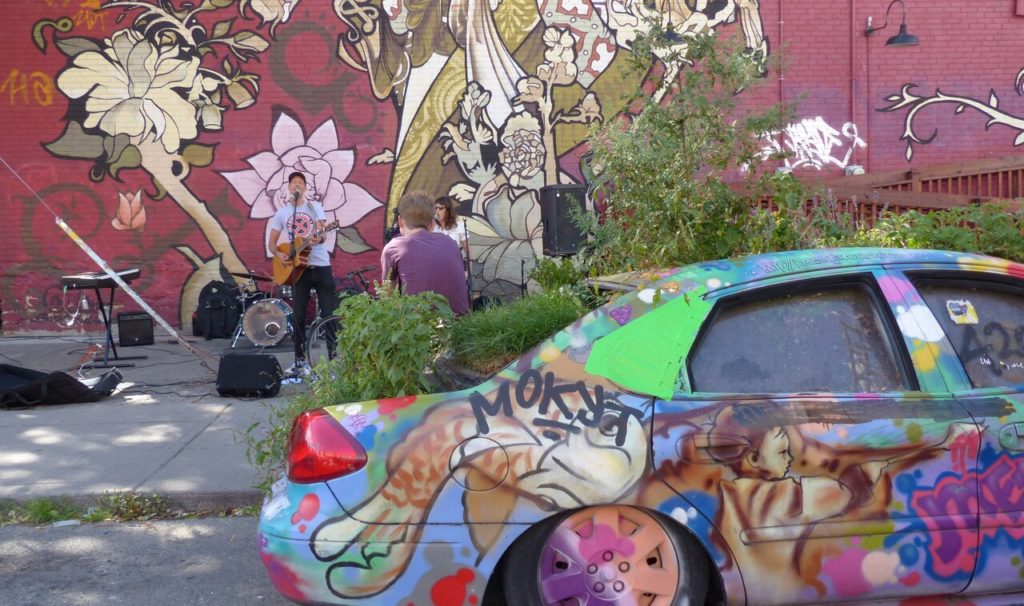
[259,248,1024,605]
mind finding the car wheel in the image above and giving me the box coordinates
[503,506,708,606]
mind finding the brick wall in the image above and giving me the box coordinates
[0,0,1021,332]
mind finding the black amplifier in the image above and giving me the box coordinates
[117,312,154,347]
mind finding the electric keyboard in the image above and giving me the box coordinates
[59,268,145,368]
[62,269,141,290]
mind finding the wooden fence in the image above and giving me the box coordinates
[761,155,1024,226]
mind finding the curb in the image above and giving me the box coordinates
[3,490,264,513]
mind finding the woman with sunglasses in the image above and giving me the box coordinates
[434,196,470,271]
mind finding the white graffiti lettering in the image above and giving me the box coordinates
[762,117,866,170]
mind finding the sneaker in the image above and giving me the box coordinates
[286,360,311,377]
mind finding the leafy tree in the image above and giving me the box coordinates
[583,26,797,274]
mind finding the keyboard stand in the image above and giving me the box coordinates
[82,284,148,370]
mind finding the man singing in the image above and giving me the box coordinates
[267,171,337,376]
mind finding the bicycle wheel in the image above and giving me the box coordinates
[305,314,341,371]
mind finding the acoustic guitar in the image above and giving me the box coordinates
[272,220,340,285]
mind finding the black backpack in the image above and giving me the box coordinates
[196,280,241,339]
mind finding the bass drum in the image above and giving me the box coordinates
[242,298,293,347]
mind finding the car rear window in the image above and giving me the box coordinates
[689,282,908,394]
[913,277,1024,389]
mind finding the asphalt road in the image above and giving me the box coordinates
[0,516,292,606]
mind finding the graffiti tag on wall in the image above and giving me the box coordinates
[761,117,866,170]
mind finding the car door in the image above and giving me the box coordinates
[907,270,1024,597]
[652,272,980,605]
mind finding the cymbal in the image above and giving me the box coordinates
[230,271,273,282]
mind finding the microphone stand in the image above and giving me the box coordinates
[288,190,299,265]
[289,192,299,350]
[462,218,473,299]
[520,259,526,296]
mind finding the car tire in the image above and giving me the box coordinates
[502,506,709,606]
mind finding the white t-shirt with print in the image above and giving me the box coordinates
[269,200,330,267]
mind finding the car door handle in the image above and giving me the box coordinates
[690,435,747,462]
[999,423,1024,451]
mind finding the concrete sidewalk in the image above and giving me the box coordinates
[0,330,305,509]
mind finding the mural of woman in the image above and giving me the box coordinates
[704,404,973,603]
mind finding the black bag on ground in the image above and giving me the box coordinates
[196,280,241,339]
[0,365,122,410]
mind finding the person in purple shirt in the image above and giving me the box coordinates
[381,191,470,316]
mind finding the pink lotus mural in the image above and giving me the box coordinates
[221,113,383,256]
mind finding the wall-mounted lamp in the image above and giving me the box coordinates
[866,0,919,46]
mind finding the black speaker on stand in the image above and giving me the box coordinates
[216,354,283,397]
[539,184,587,257]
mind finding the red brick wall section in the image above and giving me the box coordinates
[0,0,1022,332]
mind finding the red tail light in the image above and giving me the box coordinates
[287,409,367,483]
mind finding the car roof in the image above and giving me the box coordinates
[588,248,1011,294]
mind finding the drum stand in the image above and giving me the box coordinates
[230,315,246,349]
[230,277,261,349]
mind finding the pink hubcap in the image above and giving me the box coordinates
[538,506,680,606]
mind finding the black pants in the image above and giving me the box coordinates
[292,266,337,360]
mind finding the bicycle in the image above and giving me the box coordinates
[304,265,376,370]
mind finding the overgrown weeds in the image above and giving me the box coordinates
[448,291,588,375]
[93,492,169,521]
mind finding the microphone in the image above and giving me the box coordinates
[291,190,301,202]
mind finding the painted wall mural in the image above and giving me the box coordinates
[331,0,770,297]
[220,112,382,258]
[9,2,1024,331]
[882,67,1024,162]
[3,0,770,329]
[30,1,386,328]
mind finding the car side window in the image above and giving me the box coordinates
[913,277,1024,388]
[689,282,909,393]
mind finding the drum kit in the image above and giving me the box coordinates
[228,272,319,348]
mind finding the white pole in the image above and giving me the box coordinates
[55,217,217,375]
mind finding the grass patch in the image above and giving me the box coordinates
[1,497,80,525]
[449,291,587,375]
[0,493,258,526]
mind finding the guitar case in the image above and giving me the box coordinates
[0,364,122,410]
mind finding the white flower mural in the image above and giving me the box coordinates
[221,113,383,255]
[56,29,214,154]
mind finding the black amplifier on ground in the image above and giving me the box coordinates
[216,354,283,398]
[117,312,154,347]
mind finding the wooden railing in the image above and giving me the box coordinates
[763,155,1024,226]
[825,155,1024,199]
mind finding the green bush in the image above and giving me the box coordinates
[332,286,452,398]
[529,257,609,309]
[575,16,1024,279]
[582,29,798,275]
[530,257,585,292]
[244,286,452,493]
[856,204,1024,262]
[449,291,587,375]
